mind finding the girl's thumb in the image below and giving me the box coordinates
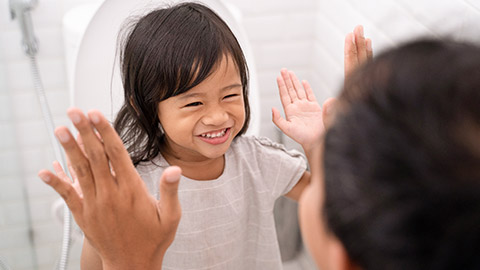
[158,166,182,223]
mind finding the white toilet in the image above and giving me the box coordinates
[63,0,260,135]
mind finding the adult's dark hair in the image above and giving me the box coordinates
[323,39,480,270]
[114,2,250,165]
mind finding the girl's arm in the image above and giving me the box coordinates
[272,69,328,192]
[285,171,311,201]
[274,25,373,200]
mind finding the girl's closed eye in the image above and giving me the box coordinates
[185,101,203,107]
[223,93,239,99]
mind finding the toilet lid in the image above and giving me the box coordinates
[73,0,260,135]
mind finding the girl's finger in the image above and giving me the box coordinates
[281,68,298,102]
[277,75,292,108]
[289,70,306,100]
[302,80,316,102]
[272,107,290,133]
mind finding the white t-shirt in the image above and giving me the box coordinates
[136,135,307,269]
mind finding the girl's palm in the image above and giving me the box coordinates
[273,69,323,146]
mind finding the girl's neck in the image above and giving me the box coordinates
[161,150,225,181]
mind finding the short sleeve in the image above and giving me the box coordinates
[249,136,307,199]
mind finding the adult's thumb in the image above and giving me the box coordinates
[158,166,182,223]
[322,97,337,130]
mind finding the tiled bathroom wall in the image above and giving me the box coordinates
[0,0,322,269]
[2,0,479,269]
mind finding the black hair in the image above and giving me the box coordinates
[114,2,250,165]
[323,39,480,270]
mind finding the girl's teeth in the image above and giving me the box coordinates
[201,129,226,138]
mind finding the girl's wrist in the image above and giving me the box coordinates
[302,141,322,156]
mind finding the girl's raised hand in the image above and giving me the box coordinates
[272,69,324,151]
[344,25,373,78]
[37,108,181,270]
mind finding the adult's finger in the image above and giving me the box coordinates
[78,132,116,178]
[68,108,115,196]
[53,161,83,198]
[87,110,137,187]
[322,97,337,130]
[353,25,368,63]
[55,126,96,201]
[38,169,82,214]
[366,38,373,60]
[344,32,358,77]
[53,160,71,183]
[157,166,182,226]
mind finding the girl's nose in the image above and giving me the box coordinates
[202,107,229,126]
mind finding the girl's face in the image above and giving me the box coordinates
[157,55,245,162]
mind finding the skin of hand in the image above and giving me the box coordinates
[272,69,328,180]
[272,69,324,153]
[38,108,182,270]
[273,25,372,183]
[344,25,373,78]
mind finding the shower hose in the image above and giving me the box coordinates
[29,55,73,270]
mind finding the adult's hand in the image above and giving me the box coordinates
[38,108,181,270]
[344,25,373,77]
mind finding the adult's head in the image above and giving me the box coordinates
[300,39,480,270]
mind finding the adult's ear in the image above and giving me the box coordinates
[328,237,362,270]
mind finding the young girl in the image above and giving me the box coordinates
[80,2,321,269]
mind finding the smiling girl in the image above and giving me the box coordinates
[79,2,321,269]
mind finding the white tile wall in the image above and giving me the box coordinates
[2,0,478,269]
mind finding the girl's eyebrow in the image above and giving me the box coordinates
[222,83,242,91]
[177,83,242,101]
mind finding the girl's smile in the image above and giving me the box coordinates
[197,127,231,145]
